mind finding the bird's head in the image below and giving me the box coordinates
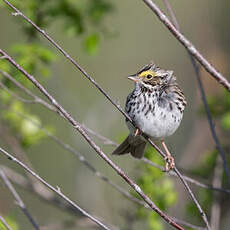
[128,62,176,89]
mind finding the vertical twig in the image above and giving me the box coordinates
[210,155,223,230]
[192,60,230,183]
[0,168,40,230]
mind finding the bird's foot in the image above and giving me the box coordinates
[164,155,175,172]
[134,128,141,137]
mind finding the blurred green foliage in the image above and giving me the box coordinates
[187,88,230,224]
[0,0,114,148]
[0,216,18,230]
[134,146,177,229]
[186,150,217,222]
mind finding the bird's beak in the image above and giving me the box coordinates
[128,74,139,82]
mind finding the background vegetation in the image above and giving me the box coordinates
[0,0,230,229]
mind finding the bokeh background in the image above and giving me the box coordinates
[0,0,230,229]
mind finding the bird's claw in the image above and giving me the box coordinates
[164,155,175,172]
[134,128,141,137]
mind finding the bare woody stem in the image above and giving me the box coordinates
[0,147,112,230]
[0,50,184,230]
[0,169,40,230]
[142,0,230,91]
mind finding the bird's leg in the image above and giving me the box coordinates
[161,140,175,171]
[134,128,141,137]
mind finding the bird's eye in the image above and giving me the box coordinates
[146,74,152,80]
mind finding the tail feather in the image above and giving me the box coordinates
[112,136,131,156]
[112,135,146,159]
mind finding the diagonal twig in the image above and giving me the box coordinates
[0,215,13,230]
[0,50,184,230]
[2,165,205,230]
[0,147,113,230]
[142,0,230,91]
[0,70,58,112]
[0,168,40,230]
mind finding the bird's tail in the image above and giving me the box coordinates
[112,135,146,159]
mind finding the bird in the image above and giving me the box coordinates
[112,62,187,171]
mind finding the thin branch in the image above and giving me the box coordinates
[0,215,13,230]
[193,61,230,182]
[1,165,95,219]
[1,106,149,209]
[162,0,230,186]
[3,69,229,196]
[142,157,230,194]
[0,81,35,104]
[0,50,184,230]
[174,167,210,230]
[0,70,57,112]
[2,166,205,230]
[0,147,112,230]
[82,124,118,146]
[0,168,40,230]
[86,125,230,194]
[171,218,206,230]
[210,155,223,230]
[142,0,230,91]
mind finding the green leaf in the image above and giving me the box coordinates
[88,0,113,23]
[84,33,100,55]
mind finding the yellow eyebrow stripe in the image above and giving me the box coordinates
[139,70,156,78]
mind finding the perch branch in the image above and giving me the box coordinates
[0,50,184,230]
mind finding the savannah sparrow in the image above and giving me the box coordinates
[112,62,187,171]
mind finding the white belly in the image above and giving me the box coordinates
[127,104,183,140]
